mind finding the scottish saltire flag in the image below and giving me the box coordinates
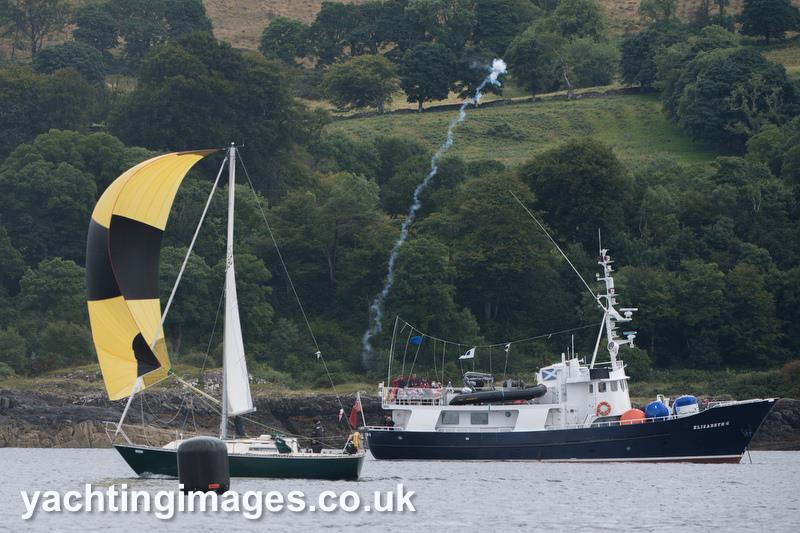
[459,347,475,360]
[542,368,558,380]
[410,335,423,345]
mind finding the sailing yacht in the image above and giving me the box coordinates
[86,145,365,480]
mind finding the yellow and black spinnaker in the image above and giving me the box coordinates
[86,150,217,400]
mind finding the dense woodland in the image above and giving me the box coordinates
[0,0,799,390]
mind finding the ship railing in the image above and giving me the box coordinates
[434,426,516,433]
[380,386,449,407]
[546,413,680,431]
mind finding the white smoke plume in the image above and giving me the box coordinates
[361,59,508,368]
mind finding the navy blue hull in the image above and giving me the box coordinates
[366,399,775,463]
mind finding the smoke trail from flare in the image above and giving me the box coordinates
[361,59,508,368]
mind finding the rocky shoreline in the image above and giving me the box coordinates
[0,385,797,450]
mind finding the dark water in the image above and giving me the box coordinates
[1,449,797,532]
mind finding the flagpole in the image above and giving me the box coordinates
[358,391,367,428]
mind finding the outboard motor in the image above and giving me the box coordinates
[177,436,229,493]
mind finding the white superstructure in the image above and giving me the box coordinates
[376,249,639,433]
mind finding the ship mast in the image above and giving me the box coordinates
[592,248,637,367]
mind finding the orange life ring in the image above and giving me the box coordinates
[596,401,612,417]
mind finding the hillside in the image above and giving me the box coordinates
[205,0,363,50]
[325,92,723,169]
[203,0,769,51]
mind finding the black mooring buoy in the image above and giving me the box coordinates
[177,436,230,493]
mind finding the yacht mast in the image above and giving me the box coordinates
[221,143,236,439]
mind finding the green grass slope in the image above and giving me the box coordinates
[326,93,723,169]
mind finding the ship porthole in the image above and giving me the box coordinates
[626,446,631,451]
[505,411,511,417]
[465,437,470,441]
[397,436,403,440]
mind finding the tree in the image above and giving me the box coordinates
[722,263,786,367]
[323,55,399,113]
[33,41,105,83]
[639,0,678,22]
[0,151,96,265]
[259,17,308,65]
[656,25,739,118]
[314,132,380,179]
[739,0,800,43]
[384,236,479,342]
[618,266,676,363]
[31,320,91,373]
[1,0,70,59]
[262,172,380,317]
[620,20,686,88]
[505,26,563,97]
[565,37,618,87]
[402,0,476,53]
[472,0,540,55]
[781,144,800,186]
[0,67,101,158]
[3,128,153,192]
[0,130,151,264]
[447,172,575,338]
[307,1,374,65]
[373,135,427,186]
[18,258,86,324]
[72,1,118,51]
[776,267,800,355]
[114,0,213,64]
[399,42,455,111]
[692,0,713,27]
[668,48,800,146]
[673,259,727,368]
[549,0,604,39]
[0,327,26,373]
[162,0,213,37]
[109,33,311,198]
[747,123,786,175]
[71,0,213,67]
[518,139,632,247]
[318,172,381,287]
[0,226,24,294]
[707,157,797,268]
[158,246,215,355]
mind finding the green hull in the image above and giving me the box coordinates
[114,444,365,480]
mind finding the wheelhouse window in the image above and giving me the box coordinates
[589,383,594,393]
[611,381,619,392]
[621,380,627,391]
[470,412,488,425]
[598,382,607,393]
[441,411,459,425]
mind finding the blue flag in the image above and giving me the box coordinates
[410,335,423,345]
